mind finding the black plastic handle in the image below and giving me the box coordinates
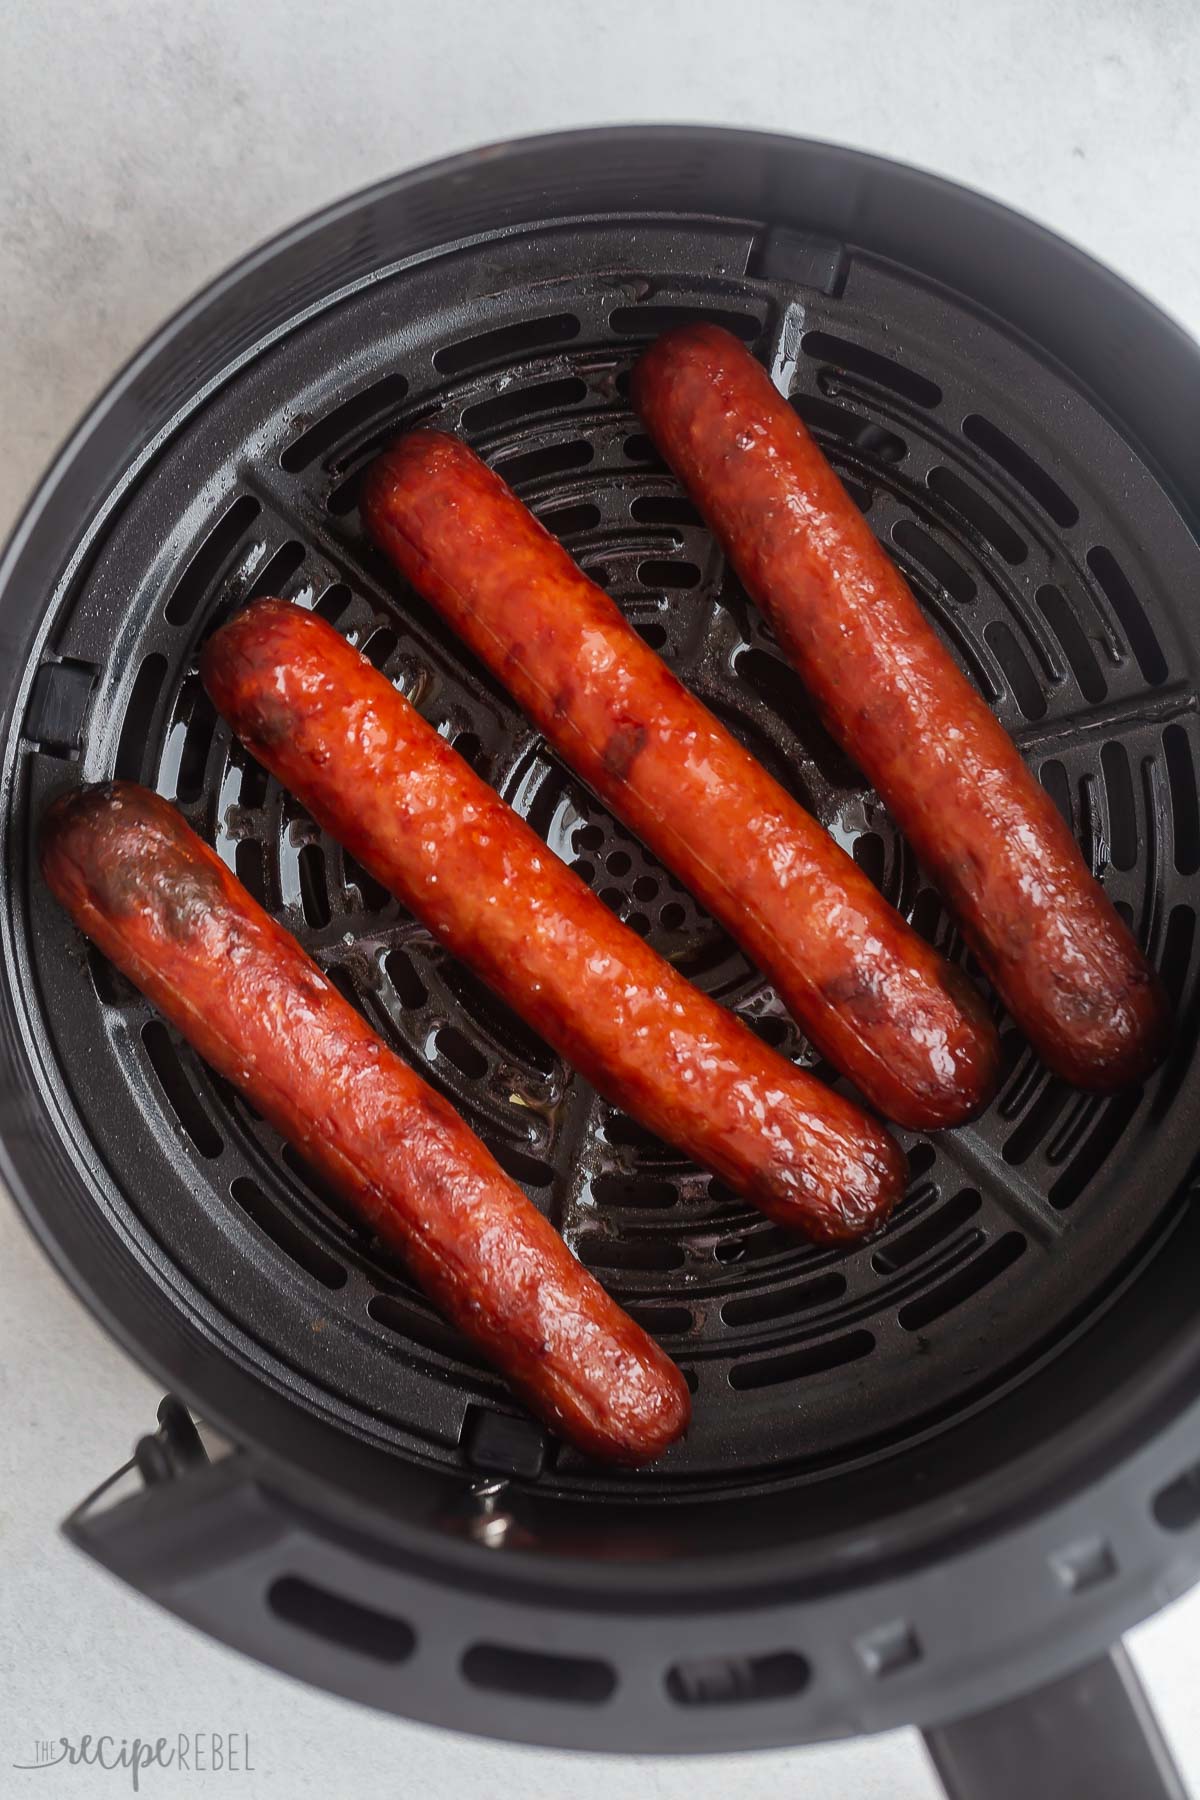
[924,1646,1188,1800]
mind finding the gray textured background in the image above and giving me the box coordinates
[2,2,1199,1795]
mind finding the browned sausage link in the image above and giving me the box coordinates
[361,432,1001,1131]
[202,598,907,1242]
[633,325,1170,1091]
[40,783,690,1465]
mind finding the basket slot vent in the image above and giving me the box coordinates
[926,466,1027,564]
[853,831,887,893]
[343,851,390,913]
[804,330,941,408]
[434,313,581,375]
[246,540,306,603]
[297,843,331,929]
[576,1234,685,1272]
[636,558,702,590]
[165,682,218,804]
[464,375,588,434]
[268,1577,414,1663]
[665,1650,808,1706]
[280,1141,372,1243]
[962,415,1078,528]
[891,520,976,604]
[872,1189,982,1275]
[1164,723,1200,874]
[985,619,1046,720]
[728,1329,873,1389]
[1037,584,1106,702]
[1087,546,1167,685]
[1040,758,1074,831]
[792,393,906,464]
[492,439,593,487]
[435,1025,488,1081]
[489,1142,554,1190]
[624,1302,693,1336]
[721,1271,846,1327]
[1048,1087,1144,1210]
[165,496,261,625]
[368,1293,488,1370]
[608,304,759,340]
[141,1022,222,1158]
[538,501,602,539]
[630,493,704,529]
[115,654,168,782]
[313,582,353,625]
[461,1642,616,1705]
[234,839,268,906]
[437,957,558,1075]
[1004,1079,1075,1166]
[1100,741,1137,869]
[898,1234,1026,1330]
[230,1176,346,1290]
[591,1174,678,1210]
[383,947,427,1011]
[280,373,408,473]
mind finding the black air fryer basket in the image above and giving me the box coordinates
[3,129,1200,1796]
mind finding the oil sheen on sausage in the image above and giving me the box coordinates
[203,598,907,1242]
[360,431,1001,1130]
[40,781,690,1464]
[633,324,1170,1091]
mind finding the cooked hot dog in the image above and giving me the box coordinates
[361,432,1000,1130]
[40,781,690,1464]
[202,598,906,1242]
[633,324,1169,1090]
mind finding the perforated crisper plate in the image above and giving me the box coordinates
[10,202,1200,1507]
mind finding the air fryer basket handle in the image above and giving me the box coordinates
[923,1646,1187,1800]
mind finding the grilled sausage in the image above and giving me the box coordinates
[40,781,690,1464]
[633,324,1170,1091]
[360,432,1000,1130]
[203,598,906,1242]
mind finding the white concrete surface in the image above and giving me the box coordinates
[1,2,1198,1795]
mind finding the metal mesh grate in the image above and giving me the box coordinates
[21,217,1200,1496]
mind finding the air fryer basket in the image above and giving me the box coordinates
[3,130,1200,1783]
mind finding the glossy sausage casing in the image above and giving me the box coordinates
[634,324,1170,1091]
[203,599,907,1242]
[40,782,690,1465]
[361,433,1000,1131]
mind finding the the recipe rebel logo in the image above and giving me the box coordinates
[12,1733,254,1790]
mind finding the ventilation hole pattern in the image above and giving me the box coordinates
[60,235,1198,1499]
